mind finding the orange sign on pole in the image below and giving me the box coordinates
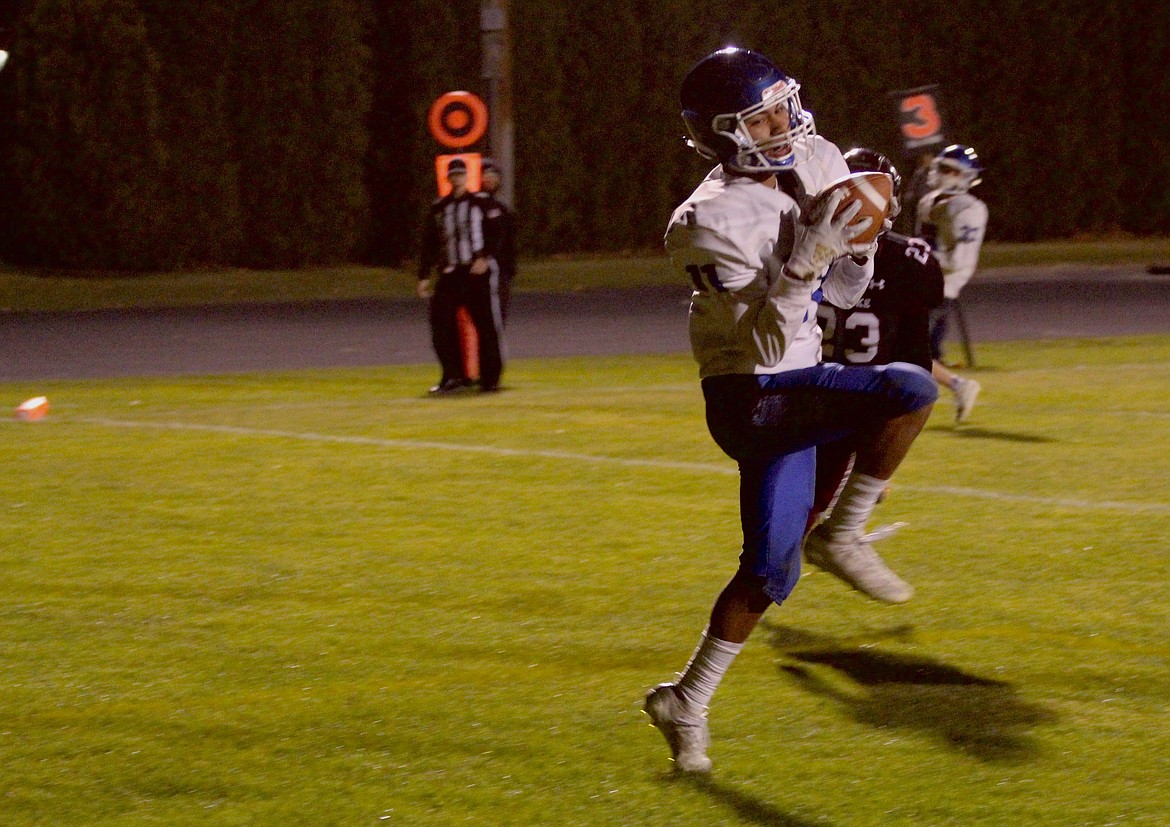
[427,91,489,149]
[428,92,490,382]
[890,84,946,156]
[456,307,480,381]
[434,153,483,196]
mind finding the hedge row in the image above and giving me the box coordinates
[0,0,1166,269]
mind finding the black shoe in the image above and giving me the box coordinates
[428,378,471,395]
[478,383,501,393]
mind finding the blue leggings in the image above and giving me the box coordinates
[701,362,937,604]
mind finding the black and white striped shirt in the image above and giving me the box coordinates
[419,192,494,278]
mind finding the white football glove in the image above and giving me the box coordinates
[847,216,895,262]
[850,234,881,262]
[784,189,875,281]
[849,216,896,262]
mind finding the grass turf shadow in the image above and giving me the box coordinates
[763,622,1058,763]
[927,424,1058,443]
[661,773,833,827]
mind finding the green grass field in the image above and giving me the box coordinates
[3,337,1169,826]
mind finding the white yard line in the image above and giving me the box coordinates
[891,484,1170,514]
[82,418,731,475]
[82,417,1170,515]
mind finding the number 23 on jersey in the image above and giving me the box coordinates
[818,305,881,364]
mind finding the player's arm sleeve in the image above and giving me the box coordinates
[902,236,946,311]
[942,200,988,298]
[668,223,813,368]
[821,254,873,309]
[915,195,937,246]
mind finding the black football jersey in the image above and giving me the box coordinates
[816,232,944,370]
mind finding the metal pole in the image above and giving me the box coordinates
[480,0,513,207]
[953,299,977,367]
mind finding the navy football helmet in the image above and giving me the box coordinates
[843,147,902,219]
[680,47,816,174]
[927,144,983,194]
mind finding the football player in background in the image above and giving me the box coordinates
[643,47,938,773]
[916,144,988,422]
[811,148,943,529]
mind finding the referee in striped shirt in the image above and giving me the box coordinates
[417,158,505,394]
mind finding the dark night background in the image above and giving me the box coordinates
[0,0,1167,271]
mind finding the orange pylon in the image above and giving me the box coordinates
[456,306,479,380]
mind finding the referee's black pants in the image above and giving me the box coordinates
[429,263,504,389]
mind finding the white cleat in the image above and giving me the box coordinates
[954,377,981,423]
[643,683,712,773]
[803,528,914,604]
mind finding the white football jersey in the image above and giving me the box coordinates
[665,136,873,378]
[916,190,988,299]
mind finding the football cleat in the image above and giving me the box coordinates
[428,378,473,396]
[643,683,712,773]
[954,377,981,423]
[804,527,914,604]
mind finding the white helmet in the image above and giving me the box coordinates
[927,144,983,195]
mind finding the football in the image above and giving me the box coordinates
[810,171,894,246]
